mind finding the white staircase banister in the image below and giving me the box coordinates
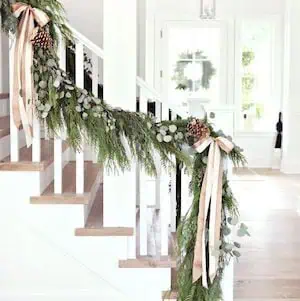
[69,26,186,119]
[70,26,104,59]
[136,76,188,118]
[136,76,161,100]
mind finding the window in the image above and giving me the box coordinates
[167,26,222,106]
[238,18,281,131]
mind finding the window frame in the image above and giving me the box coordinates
[160,20,229,107]
[234,15,284,132]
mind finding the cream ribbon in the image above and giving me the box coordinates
[12,2,50,147]
[192,136,234,287]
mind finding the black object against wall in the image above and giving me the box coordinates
[275,112,283,149]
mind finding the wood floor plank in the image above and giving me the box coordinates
[235,279,300,299]
[233,169,300,299]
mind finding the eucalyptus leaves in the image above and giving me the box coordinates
[156,123,184,143]
[1,2,248,300]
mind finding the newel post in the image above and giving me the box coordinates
[103,0,137,257]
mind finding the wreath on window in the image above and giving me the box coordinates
[173,50,216,91]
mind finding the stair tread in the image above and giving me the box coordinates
[0,116,10,138]
[0,140,68,171]
[119,257,176,268]
[75,181,134,236]
[75,227,134,237]
[162,291,177,300]
[31,161,103,204]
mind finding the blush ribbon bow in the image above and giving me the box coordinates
[11,2,50,146]
[192,136,234,287]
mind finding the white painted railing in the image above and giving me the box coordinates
[8,26,181,262]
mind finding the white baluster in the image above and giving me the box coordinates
[161,105,171,256]
[75,42,85,194]
[160,167,170,256]
[139,90,148,114]
[32,116,41,162]
[92,53,99,164]
[170,111,177,232]
[9,36,19,162]
[139,89,148,256]
[54,36,66,194]
[155,99,162,122]
[155,100,162,210]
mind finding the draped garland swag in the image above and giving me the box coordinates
[1,1,248,300]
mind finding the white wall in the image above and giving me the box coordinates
[62,0,103,48]
[147,0,285,169]
[281,0,300,173]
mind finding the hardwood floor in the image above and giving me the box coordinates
[232,169,300,300]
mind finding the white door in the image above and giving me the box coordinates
[160,21,230,114]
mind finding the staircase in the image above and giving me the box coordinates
[0,26,185,300]
[0,25,234,300]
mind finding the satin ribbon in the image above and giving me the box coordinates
[12,2,50,146]
[192,136,234,287]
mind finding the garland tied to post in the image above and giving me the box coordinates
[1,1,248,300]
[192,135,234,287]
[11,2,50,146]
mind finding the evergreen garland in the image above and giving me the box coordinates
[1,2,248,300]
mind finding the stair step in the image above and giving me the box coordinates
[162,291,177,300]
[0,140,68,171]
[0,93,9,100]
[75,176,134,237]
[119,257,176,268]
[75,227,134,237]
[0,116,10,139]
[31,161,102,205]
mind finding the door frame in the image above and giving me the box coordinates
[155,19,234,110]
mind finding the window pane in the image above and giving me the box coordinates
[240,20,278,131]
[168,27,221,106]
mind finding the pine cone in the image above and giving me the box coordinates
[187,119,210,140]
[31,28,53,49]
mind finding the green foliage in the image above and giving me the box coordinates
[1,3,248,300]
[176,145,245,301]
[173,50,216,91]
[0,0,17,34]
[242,49,255,67]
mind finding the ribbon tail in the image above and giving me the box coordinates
[209,145,223,282]
[192,170,208,284]
[193,142,215,288]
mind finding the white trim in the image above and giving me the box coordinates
[234,131,276,137]
[71,26,104,59]
[159,19,230,110]
[234,15,284,132]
